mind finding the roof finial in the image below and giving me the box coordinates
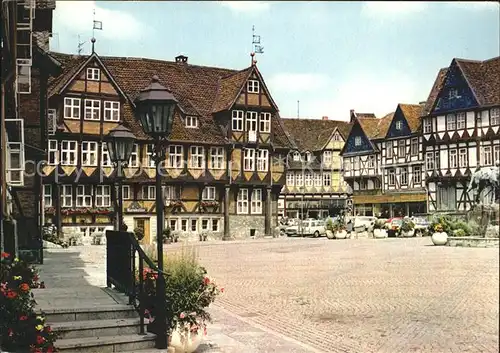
[91,37,96,54]
[92,7,102,54]
[250,52,255,66]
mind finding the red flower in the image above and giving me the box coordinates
[220,287,225,293]
[7,290,17,299]
[46,346,54,353]
[203,276,210,285]
[33,275,39,282]
[36,335,45,345]
[1,251,9,258]
[19,283,30,292]
[20,315,28,321]
[45,325,52,333]
[8,328,14,337]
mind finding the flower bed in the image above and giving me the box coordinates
[1,252,57,352]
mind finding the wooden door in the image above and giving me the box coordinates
[134,218,151,244]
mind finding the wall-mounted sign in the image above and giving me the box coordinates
[126,201,147,213]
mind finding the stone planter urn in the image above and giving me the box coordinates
[169,324,204,353]
[401,230,415,237]
[431,231,448,246]
[373,229,388,238]
[334,230,348,239]
[326,230,335,239]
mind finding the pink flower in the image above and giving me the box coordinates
[179,312,186,319]
[203,276,210,285]
[220,287,224,293]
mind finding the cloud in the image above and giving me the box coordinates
[361,1,428,17]
[218,1,270,13]
[447,1,499,11]
[54,1,149,41]
[268,73,330,94]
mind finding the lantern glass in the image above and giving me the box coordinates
[105,125,136,164]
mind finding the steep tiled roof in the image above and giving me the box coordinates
[281,118,352,151]
[399,103,423,133]
[457,57,500,107]
[422,68,448,116]
[358,112,394,139]
[212,68,253,113]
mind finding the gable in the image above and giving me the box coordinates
[342,121,374,155]
[386,106,411,138]
[233,69,278,111]
[432,60,478,114]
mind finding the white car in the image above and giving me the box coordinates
[285,219,326,238]
[353,216,378,231]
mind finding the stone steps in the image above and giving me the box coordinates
[42,304,138,322]
[56,333,156,352]
[51,318,143,339]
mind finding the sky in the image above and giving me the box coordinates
[51,1,499,122]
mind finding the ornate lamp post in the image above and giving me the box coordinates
[134,75,177,349]
[105,125,136,229]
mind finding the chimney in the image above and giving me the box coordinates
[419,100,426,108]
[350,109,356,123]
[322,116,328,120]
[175,55,188,64]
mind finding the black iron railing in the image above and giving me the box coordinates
[105,230,168,347]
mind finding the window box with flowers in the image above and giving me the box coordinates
[59,207,114,216]
[200,200,219,212]
[165,200,182,213]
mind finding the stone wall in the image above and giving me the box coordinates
[447,237,500,248]
[229,215,266,239]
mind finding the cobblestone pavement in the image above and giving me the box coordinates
[166,237,499,353]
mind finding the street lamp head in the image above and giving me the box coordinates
[134,75,178,140]
[105,124,136,164]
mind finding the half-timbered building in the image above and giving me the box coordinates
[280,117,351,219]
[38,49,293,243]
[421,56,500,212]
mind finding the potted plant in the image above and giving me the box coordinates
[400,218,415,237]
[332,218,347,239]
[431,223,448,245]
[199,231,208,242]
[325,218,335,239]
[134,227,145,241]
[373,220,388,238]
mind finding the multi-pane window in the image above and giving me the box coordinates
[104,101,120,122]
[237,189,249,214]
[354,136,361,146]
[494,145,500,165]
[410,138,418,156]
[459,148,467,168]
[398,140,405,157]
[190,219,197,232]
[61,185,73,207]
[388,169,396,186]
[333,133,341,141]
[169,219,178,231]
[295,172,303,186]
[395,121,402,130]
[491,108,500,125]
[247,80,259,93]
[244,148,255,171]
[84,99,100,120]
[438,186,456,210]
[456,112,466,129]
[81,142,98,166]
[343,158,350,171]
[413,166,421,184]
[305,172,312,186]
[101,144,112,167]
[293,152,300,162]
[425,152,435,170]
[286,173,294,186]
[185,116,198,128]
[211,219,219,232]
[314,173,322,187]
[210,147,224,169]
[304,152,312,162]
[76,185,92,207]
[256,149,268,171]
[43,185,52,207]
[386,141,393,158]
[61,140,77,165]
[353,156,359,170]
[163,185,177,200]
[400,167,408,185]
[142,185,156,200]
[446,114,456,130]
[260,113,271,133]
[190,146,205,169]
[202,186,216,200]
[168,145,183,168]
[48,140,58,165]
[95,185,111,207]
[181,219,188,232]
[367,155,375,168]
[448,88,459,99]
[232,110,244,131]
[128,144,139,167]
[482,146,492,166]
[86,68,100,80]
[323,173,331,186]
[423,118,432,133]
[146,145,155,168]
[449,149,458,168]
[122,185,131,200]
[251,189,262,214]
[323,151,332,165]
[64,98,80,119]
[246,111,258,131]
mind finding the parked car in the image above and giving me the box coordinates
[285,219,326,238]
[353,216,377,231]
[411,216,431,235]
[386,217,403,237]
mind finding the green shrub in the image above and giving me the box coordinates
[453,229,467,237]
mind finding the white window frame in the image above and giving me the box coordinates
[256,149,268,172]
[76,185,93,207]
[128,144,139,168]
[251,189,262,214]
[323,151,332,165]
[398,140,405,157]
[423,118,432,133]
[142,185,156,200]
[146,145,155,168]
[354,136,361,146]
[101,143,112,167]
[64,98,80,119]
[343,158,350,171]
[61,185,73,207]
[286,173,294,186]
[410,138,418,156]
[163,185,177,201]
[400,167,408,185]
[386,141,393,158]
[202,186,216,200]
[259,112,271,133]
[425,152,435,170]
[95,185,111,207]
[395,121,402,130]
[458,148,467,168]
[314,173,322,187]
[48,140,59,165]
[388,169,396,186]
[185,116,198,128]
[104,101,120,122]
[244,148,255,171]
[368,155,375,168]
[232,110,244,131]
[209,147,224,169]
[293,152,300,162]
[323,173,331,187]
[456,112,466,129]
[491,108,500,125]
[449,149,458,168]
[43,185,52,207]
[84,99,101,121]
[168,145,183,169]
[333,133,342,141]
[413,166,421,184]
[448,88,459,99]
[246,111,258,132]
[494,145,500,165]
[237,189,249,214]
[482,146,492,166]
[122,185,131,200]
[446,114,456,130]
[295,172,303,186]
[81,141,98,166]
[305,172,312,187]
[353,156,359,170]
[86,68,100,81]
[61,140,77,165]
[247,80,260,93]
[189,146,205,169]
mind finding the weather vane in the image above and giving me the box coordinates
[252,25,264,55]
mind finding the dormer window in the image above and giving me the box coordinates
[395,121,402,130]
[86,68,100,81]
[247,80,260,93]
[354,136,362,146]
[185,116,198,128]
[304,152,312,162]
[448,88,459,99]
[293,152,300,161]
[333,133,341,141]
